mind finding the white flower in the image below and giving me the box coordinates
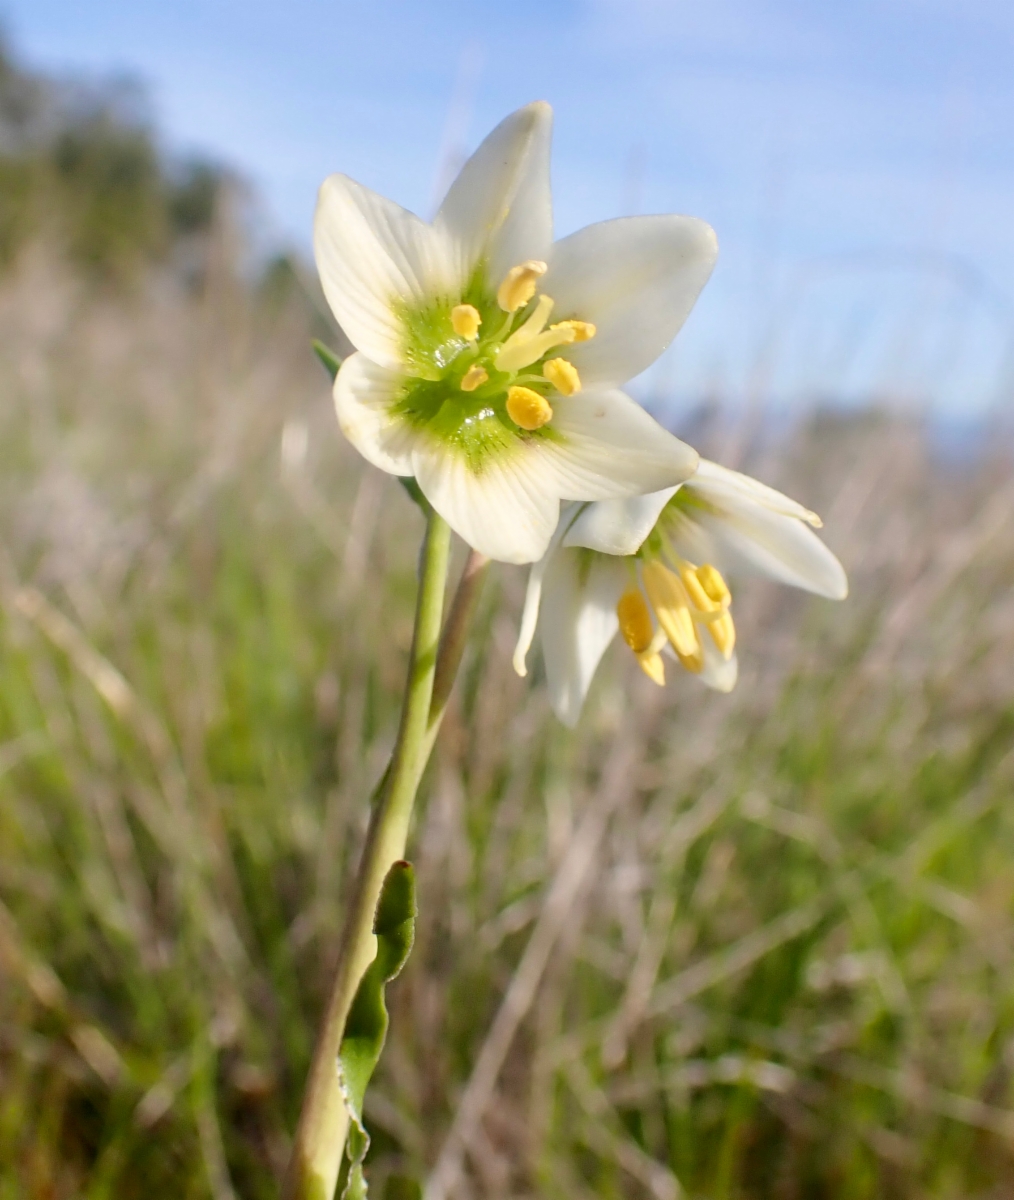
[313,102,718,564]
[513,460,849,725]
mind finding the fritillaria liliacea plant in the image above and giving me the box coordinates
[314,101,713,563]
[513,460,848,724]
[285,102,847,1200]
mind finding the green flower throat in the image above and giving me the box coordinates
[390,259,597,472]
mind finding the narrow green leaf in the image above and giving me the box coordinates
[338,861,417,1200]
[312,339,343,381]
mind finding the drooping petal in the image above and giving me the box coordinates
[334,353,418,476]
[315,175,459,370]
[694,636,739,693]
[670,493,848,599]
[540,388,699,500]
[689,459,822,525]
[542,215,718,386]
[434,101,553,290]
[411,438,562,564]
[563,487,679,556]
[540,551,627,727]
[513,504,584,677]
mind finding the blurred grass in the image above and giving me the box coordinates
[2,39,1014,1200]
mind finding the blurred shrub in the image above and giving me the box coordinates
[0,35,226,283]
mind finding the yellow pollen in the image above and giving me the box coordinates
[459,364,489,392]
[506,386,553,431]
[708,611,736,660]
[642,561,704,674]
[694,563,731,607]
[637,651,666,686]
[551,319,596,342]
[543,357,581,396]
[451,304,481,340]
[617,588,654,654]
[496,260,547,312]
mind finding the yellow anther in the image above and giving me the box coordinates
[551,319,596,342]
[708,611,736,660]
[642,560,704,673]
[496,260,547,312]
[543,357,581,396]
[617,589,654,654]
[451,304,481,340]
[680,566,716,612]
[506,386,553,431]
[460,364,489,392]
[637,651,666,686]
[695,563,731,607]
[493,293,554,373]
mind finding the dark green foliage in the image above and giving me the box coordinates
[339,863,417,1200]
[0,34,225,282]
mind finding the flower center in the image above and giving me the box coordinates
[617,558,736,684]
[449,263,596,429]
[394,261,598,458]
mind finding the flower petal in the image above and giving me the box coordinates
[411,439,562,564]
[513,504,583,677]
[540,550,626,727]
[315,175,458,370]
[540,388,699,499]
[670,489,848,599]
[690,459,822,524]
[333,352,417,476]
[563,487,679,556]
[434,101,553,289]
[696,637,739,693]
[406,387,698,564]
[542,214,718,386]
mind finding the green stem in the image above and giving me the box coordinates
[284,511,452,1200]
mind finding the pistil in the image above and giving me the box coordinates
[494,298,578,373]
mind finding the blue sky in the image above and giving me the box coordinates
[4,0,1013,415]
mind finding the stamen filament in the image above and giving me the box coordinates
[642,561,704,673]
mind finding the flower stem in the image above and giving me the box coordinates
[284,510,452,1200]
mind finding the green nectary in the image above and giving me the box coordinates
[636,487,720,560]
[391,274,565,472]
